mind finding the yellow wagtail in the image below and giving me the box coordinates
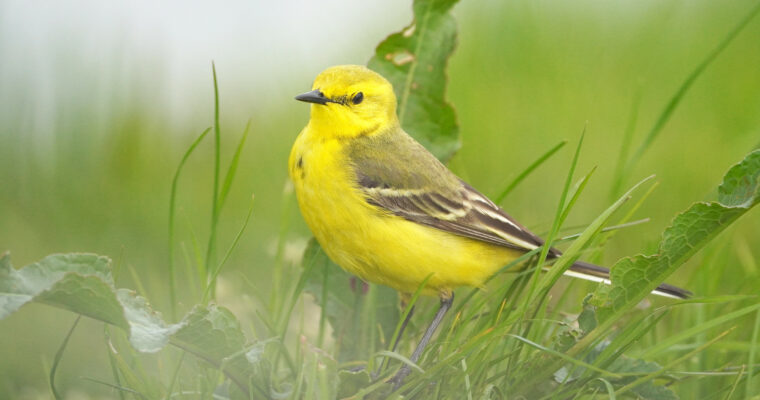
[289,65,688,383]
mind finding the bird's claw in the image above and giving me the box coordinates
[389,365,412,389]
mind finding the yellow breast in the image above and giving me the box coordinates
[289,128,521,296]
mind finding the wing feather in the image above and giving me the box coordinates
[358,169,548,252]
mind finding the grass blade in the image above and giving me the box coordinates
[523,130,585,316]
[724,365,746,400]
[374,350,424,373]
[218,119,252,212]
[494,140,567,205]
[49,316,81,400]
[80,377,146,398]
[616,328,734,397]
[744,308,760,399]
[104,327,126,400]
[205,61,222,297]
[537,174,654,297]
[169,127,211,320]
[203,194,255,303]
[609,85,642,199]
[639,302,760,359]
[164,352,185,400]
[507,334,621,378]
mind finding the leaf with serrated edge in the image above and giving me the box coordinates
[0,252,270,397]
[368,0,461,161]
[595,150,760,321]
[607,357,677,400]
[1,253,126,327]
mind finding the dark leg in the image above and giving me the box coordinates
[390,293,454,387]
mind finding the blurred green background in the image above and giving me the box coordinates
[1,0,759,397]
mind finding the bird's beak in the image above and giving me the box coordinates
[295,89,331,105]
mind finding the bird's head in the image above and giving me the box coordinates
[295,65,398,138]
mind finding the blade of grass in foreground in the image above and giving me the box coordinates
[522,131,585,319]
[609,86,642,201]
[205,61,222,297]
[104,327,127,400]
[168,127,210,320]
[80,378,145,399]
[615,328,733,397]
[202,194,255,303]
[49,316,81,400]
[638,302,760,359]
[377,274,432,375]
[494,140,567,205]
[217,119,251,213]
[747,309,760,399]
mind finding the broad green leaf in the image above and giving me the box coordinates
[171,305,272,398]
[337,369,371,399]
[302,239,399,363]
[0,252,272,398]
[368,0,461,161]
[1,253,128,329]
[595,150,760,322]
[606,358,677,400]
[554,334,677,400]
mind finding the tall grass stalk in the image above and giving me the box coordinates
[522,131,585,318]
[49,316,80,400]
[494,140,566,205]
[205,62,222,297]
[746,309,760,398]
[168,127,210,319]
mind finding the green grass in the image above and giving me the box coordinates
[2,0,760,398]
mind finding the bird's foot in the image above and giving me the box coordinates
[389,365,412,389]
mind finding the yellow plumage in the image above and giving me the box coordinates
[289,66,522,297]
[289,65,688,384]
[289,131,521,295]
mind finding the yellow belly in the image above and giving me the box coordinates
[289,131,522,296]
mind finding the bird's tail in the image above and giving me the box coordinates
[560,260,692,299]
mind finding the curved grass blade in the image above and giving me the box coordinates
[205,61,222,294]
[202,194,255,303]
[638,302,760,359]
[495,140,567,205]
[747,309,760,399]
[217,119,252,213]
[49,316,81,400]
[169,127,211,320]
[615,328,733,398]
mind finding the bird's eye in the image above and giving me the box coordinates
[352,92,364,105]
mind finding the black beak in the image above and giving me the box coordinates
[295,89,331,105]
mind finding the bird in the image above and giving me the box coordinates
[288,64,689,385]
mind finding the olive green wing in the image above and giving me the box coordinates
[346,130,548,253]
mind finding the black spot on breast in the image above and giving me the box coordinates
[297,156,303,169]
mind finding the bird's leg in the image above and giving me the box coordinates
[390,292,454,388]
